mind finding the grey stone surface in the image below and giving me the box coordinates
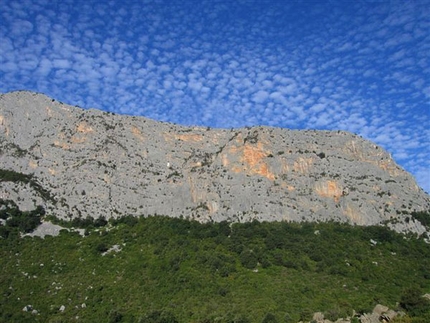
[381,309,397,322]
[359,313,380,323]
[312,312,325,322]
[25,221,65,238]
[372,304,389,316]
[1,91,429,234]
[24,221,84,238]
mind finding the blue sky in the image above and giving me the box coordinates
[0,0,429,193]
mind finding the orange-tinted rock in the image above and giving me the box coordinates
[226,142,275,180]
[315,180,343,202]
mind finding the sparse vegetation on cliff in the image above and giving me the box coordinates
[2,91,430,231]
[0,169,55,202]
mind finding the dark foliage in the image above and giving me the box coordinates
[399,287,430,317]
[140,310,179,323]
[0,200,44,236]
[410,211,430,228]
[0,168,54,202]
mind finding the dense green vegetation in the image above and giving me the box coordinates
[411,211,430,230]
[0,169,33,183]
[0,200,44,238]
[1,213,429,322]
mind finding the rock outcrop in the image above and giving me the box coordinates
[310,304,404,323]
[1,91,429,233]
[359,304,403,323]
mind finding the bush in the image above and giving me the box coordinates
[140,310,178,323]
[261,312,278,323]
[94,216,108,227]
[0,169,32,183]
[110,215,138,227]
[299,309,313,322]
[95,243,109,253]
[0,226,10,239]
[399,288,430,317]
[4,206,43,233]
[410,211,430,228]
[108,309,123,323]
[239,249,258,269]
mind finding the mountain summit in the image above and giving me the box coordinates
[1,91,429,234]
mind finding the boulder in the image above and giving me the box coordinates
[380,309,397,322]
[360,313,380,323]
[372,304,389,316]
[312,312,325,322]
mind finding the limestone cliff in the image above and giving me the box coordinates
[0,91,429,234]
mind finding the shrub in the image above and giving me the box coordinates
[261,312,278,323]
[299,309,313,322]
[399,287,430,317]
[239,249,258,269]
[95,243,109,253]
[140,310,178,323]
[410,211,430,228]
[4,205,43,233]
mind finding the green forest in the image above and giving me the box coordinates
[0,205,429,323]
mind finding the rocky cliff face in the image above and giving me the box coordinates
[1,91,429,234]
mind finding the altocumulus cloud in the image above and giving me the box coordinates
[0,0,429,192]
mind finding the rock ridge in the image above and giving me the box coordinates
[0,91,429,234]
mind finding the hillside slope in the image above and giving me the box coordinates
[0,91,429,233]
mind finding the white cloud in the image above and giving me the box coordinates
[52,59,71,69]
[0,0,429,192]
[422,86,430,99]
[309,103,326,113]
[251,90,269,103]
[10,19,33,35]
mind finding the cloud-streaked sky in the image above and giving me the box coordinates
[1,0,429,193]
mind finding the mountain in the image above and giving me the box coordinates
[0,91,429,234]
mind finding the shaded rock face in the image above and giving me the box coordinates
[1,91,429,233]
